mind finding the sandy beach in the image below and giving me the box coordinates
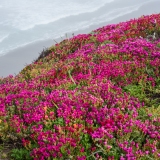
[0,0,159,77]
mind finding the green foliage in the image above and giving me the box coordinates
[123,84,145,101]
[53,117,64,126]
[68,84,77,90]
[101,40,114,46]
[157,42,160,48]
[81,133,92,150]
[145,66,155,77]
[11,148,32,160]
[44,87,52,94]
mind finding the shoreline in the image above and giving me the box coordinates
[0,0,159,77]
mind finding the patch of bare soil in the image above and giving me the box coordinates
[0,144,13,160]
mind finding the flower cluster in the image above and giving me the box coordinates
[0,14,160,159]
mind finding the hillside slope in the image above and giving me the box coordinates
[0,14,160,159]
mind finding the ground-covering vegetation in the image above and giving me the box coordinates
[0,14,160,160]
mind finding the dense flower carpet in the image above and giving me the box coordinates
[0,14,160,160]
